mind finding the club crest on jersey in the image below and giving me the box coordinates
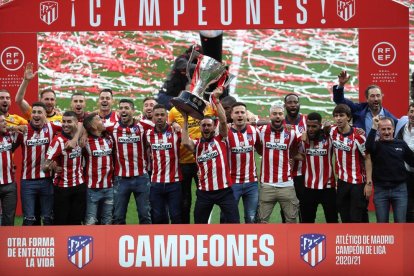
[298,126,305,133]
[42,126,49,133]
[300,234,326,267]
[246,134,253,141]
[283,132,290,139]
[166,132,172,138]
[68,236,93,269]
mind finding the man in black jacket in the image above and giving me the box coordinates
[366,116,414,223]
[395,102,414,222]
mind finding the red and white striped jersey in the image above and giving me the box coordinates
[194,135,232,191]
[285,114,307,177]
[258,124,299,186]
[100,111,119,128]
[46,134,84,188]
[107,120,152,177]
[146,125,182,183]
[83,134,114,188]
[227,125,260,183]
[0,132,15,185]
[301,135,335,189]
[330,126,367,184]
[15,122,60,180]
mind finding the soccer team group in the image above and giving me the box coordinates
[0,59,413,226]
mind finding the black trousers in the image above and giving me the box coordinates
[301,187,338,223]
[336,180,368,223]
[180,163,199,224]
[53,184,86,225]
[194,187,240,224]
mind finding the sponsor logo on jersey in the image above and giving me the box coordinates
[27,138,49,146]
[197,151,219,162]
[151,143,173,150]
[92,149,112,157]
[306,148,328,156]
[332,140,351,152]
[266,142,287,150]
[231,145,253,153]
[118,136,141,143]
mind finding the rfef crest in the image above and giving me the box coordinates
[40,1,58,25]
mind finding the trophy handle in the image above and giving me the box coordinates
[222,73,235,89]
[186,47,201,83]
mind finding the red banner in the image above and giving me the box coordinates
[0,0,408,33]
[0,224,413,275]
[359,28,409,116]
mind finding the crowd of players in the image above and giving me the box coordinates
[0,49,413,226]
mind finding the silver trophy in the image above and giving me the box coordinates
[171,49,230,120]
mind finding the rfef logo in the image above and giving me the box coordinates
[67,236,94,269]
[40,1,58,25]
[300,234,326,267]
[1,46,24,71]
[372,42,396,67]
[337,0,356,21]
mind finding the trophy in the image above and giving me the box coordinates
[171,48,231,120]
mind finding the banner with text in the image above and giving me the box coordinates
[0,224,413,275]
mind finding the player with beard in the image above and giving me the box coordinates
[330,104,372,223]
[333,70,398,135]
[141,97,157,122]
[299,112,338,223]
[16,63,62,125]
[227,102,262,223]
[14,102,61,225]
[281,93,307,223]
[257,104,301,223]
[108,99,152,225]
[146,104,182,224]
[180,88,240,224]
[0,114,19,226]
[0,89,27,127]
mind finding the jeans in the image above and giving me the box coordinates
[53,184,86,225]
[113,175,151,224]
[407,172,414,222]
[0,182,17,226]
[150,182,182,224]
[194,187,240,224]
[85,188,113,225]
[180,163,199,224]
[231,182,258,223]
[374,182,408,223]
[21,178,54,226]
[336,180,368,223]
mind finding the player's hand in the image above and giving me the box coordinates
[364,182,373,200]
[171,122,182,133]
[64,139,77,150]
[372,116,380,130]
[338,70,350,87]
[24,62,38,81]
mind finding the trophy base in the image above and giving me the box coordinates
[171,91,206,120]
